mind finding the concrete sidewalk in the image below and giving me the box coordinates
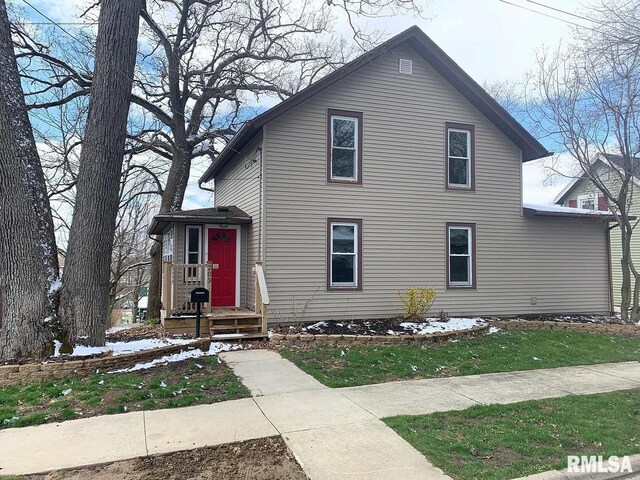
[221,351,640,480]
[0,351,638,478]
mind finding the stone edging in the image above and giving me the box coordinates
[270,323,490,348]
[493,320,640,337]
[0,338,211,386]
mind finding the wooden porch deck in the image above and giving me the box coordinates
[161,262,270,340]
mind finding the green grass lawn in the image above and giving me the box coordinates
[384,388,640,480]
[0,356,250,430]
[280,330,640,387]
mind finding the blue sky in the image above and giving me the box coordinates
[22,0,588,207]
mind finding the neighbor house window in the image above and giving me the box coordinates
[162,227,174,262]
[446,123,475,190]
[327,109,363,183]
[185,225,202,280]
[446,223,476,288]
[577,193,597,210]
[327,218,362,290]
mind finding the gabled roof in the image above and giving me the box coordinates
[554,153,640,204]
[199,26,551,184]
[148,206,251,235]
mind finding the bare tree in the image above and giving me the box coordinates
[531,0,640,321]
[58,0,144,346]
[0,0,59,360]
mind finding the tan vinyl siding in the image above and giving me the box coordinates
[562,168,640,311]
[214,137,263,308]
[262,44,610,322]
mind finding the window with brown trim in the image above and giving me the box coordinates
[446,223,476,289]
[445,123,475,190]
[327,218,362,291]
[327,109,363,184]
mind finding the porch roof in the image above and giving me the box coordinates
[148,206,251,235]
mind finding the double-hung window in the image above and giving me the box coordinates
[446,123,475,190]
[327,218,362,290]
[328,109,362,183]
[185,225,202,280]
[446,223,476,288]
[162,227,174,262]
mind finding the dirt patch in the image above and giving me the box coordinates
[24,437,307,480]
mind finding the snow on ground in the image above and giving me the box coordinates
[398,317,486,335]
[109,342,241,373]
[53,337,199,358]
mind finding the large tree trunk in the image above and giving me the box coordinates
[58,0,143,346]
[0,0,59,360]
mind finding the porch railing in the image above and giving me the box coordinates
[162,262,212,315]
[254,261,270,333]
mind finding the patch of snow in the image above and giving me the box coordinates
[487,326,501,334]
[3,416,19,425]
[108,342,241,374]
[410,365,418,372]
[401,317,485,335]
[53,337,198,358]
[98,380,104,385]
[523,203,612,216]
[533,357,540,361]
[160,381,167,388]
[304,321,328,331]
[61,388,72,396]
[211,333,248,339]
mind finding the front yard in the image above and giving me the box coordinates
[384,388,640,480]
[0,355,250,429]
[280,330,640,387]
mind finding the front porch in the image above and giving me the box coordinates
[160,261,269,339]
[149,206,268,340]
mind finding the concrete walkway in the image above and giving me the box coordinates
[0,351,638,478]
[221,352,640,480]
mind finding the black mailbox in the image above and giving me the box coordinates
[190,288,209,338]
[190,287,209,304]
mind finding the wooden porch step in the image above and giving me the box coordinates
[210,324,262,332]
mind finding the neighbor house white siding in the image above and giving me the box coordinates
[260,44,610,322]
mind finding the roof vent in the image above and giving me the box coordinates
[217,206,229,212]
[399,58,413,75]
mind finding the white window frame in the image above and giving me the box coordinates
[448,225,473,287]
[331,115,358,182]
[184,225,202,280]
[162,227,174,262]
[577,193,597,210]
[330,221,359,288]
[447,128,471,188]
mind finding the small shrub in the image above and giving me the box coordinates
[397,287,437,321]
[144,317,161,325]
[438,309,450,323]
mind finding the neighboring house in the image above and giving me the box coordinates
[554,153,640,310]
[150,26,616,336]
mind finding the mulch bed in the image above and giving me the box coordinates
[273,317,459,336]
[24,437,307,480]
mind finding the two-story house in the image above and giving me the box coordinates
[554,153,640,310]
[149,26,616,337]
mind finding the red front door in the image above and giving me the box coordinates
[208,228,237,307]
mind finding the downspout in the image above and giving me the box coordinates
[607,222,618,316]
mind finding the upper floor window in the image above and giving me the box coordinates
[446,223,476,289]
[327,218,362,291]
[327,109,363,184]
[446,123,475,190]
